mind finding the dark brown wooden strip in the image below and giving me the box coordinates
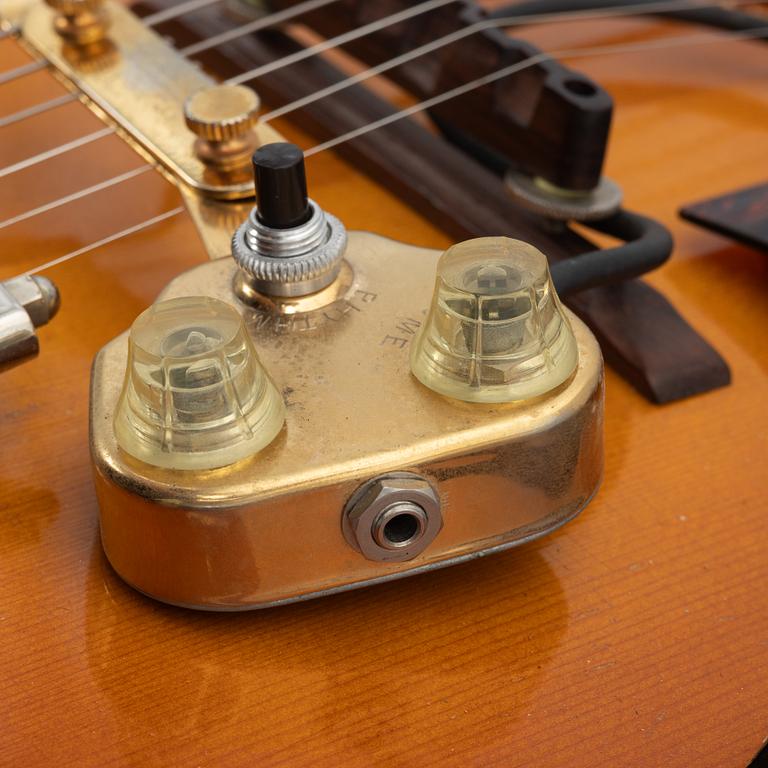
[263,0,613,192]
[680,181,768,253]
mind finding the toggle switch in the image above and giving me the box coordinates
[232,142,347,297]
[113,296,285,470]
[252,141,311,229]
[410,237,578,403]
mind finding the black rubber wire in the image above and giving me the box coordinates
[489,0,768,38]
[550,208,674,296]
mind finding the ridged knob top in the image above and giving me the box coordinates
[184,85,261,143]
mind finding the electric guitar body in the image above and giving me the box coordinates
[1,4,767,766]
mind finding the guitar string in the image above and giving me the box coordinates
[0,93,75,129]
[304,24,768,157]
[224,0,458,85]
[0,0,493,140]
[0,126,114,179]
[0,0,743,206]
[0,0,754,171]
[0,0,224,37]
[178,0,344,56]
[1,0,756,130]
[0,0,459,174]
[18,24,768,278]
[1,0,762,91]
[0,165,152,231]
[0,0,760,224]
[259,0,749,123]
[23,206,186,276]
[0,0,347,169]
[141,0,225,27]
[0,0,452,128]
[0,59,46,86]
[0,0,228,87]
[0,0,344,126]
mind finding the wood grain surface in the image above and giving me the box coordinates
[1,10,767,768]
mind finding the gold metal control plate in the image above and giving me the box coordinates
[90,232,604,610]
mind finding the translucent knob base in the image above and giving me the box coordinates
[114,296,285,470]
[410,237,578,403]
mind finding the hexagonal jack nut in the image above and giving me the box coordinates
[342,472,442,562]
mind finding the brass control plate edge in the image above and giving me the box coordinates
[90,232,604,609]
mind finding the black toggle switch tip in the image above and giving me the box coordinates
[252,142,312,229]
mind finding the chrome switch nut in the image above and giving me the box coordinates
[342,473,442,563]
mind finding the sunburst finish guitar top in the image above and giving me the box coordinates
[0,2,767,766]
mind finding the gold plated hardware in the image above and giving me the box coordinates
[44,0,108,47]
[179,188,255,260]
[1,0,283,201]
[184,85,261,173]
[90,233,604,610]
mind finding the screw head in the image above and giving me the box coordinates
[184,84,261,143]
[46,0,109,46]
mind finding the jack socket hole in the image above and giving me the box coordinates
[373,503,427,550]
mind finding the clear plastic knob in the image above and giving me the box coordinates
[410,237,578,403]
[114,296,285,470]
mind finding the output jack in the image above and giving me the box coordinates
[372,502,428,550]
[342,472,443,563]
